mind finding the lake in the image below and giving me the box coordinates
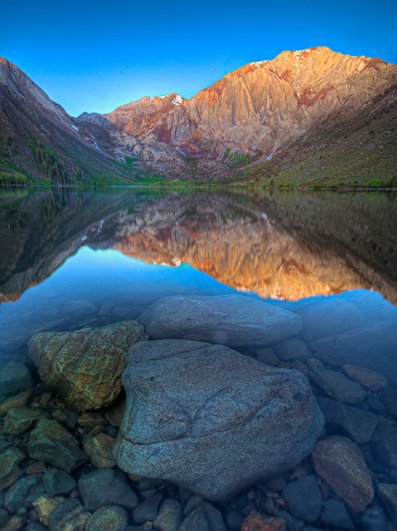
[1,188,397,529]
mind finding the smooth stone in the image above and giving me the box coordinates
[308,365,366,405]
[0,447,26,492]
[309,321,397,383]
[139,294,302,347]
[178,501,226,531]
[225,510,244,530]
[281,475,321,522]
[86,505,129,531]
[0,390,33,415]
[82,433,116,468]
[296,297,366,342]
[47,499,90,531]
[132,492,163,524]
[378,483,397,524]
[116,339,324,500]
[3,407,44,435]
[312,436,374,512]
[4,475,45,513]
[320,499,353,529]
[0,361,34,396]
[273,338,311,361]
[317,396,378,443]
[43,468,76,496]
[153,498,183,531]
[28,320,146,411]
[78,469,138,510]
[342,364,388,392]
[357,504,388,531]
[28,419,88,472]
[241,511,287,531]
[371,418,397,471]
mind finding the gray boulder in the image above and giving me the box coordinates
[138,295,302,347]
[115,339,324,500]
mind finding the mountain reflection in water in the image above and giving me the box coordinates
[0,188,397,379]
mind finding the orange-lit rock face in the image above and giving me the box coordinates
[115,219,365,301]
[112,193,397,302]
[104,47,397,159]
[105,94,185,140]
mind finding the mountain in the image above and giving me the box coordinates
[1,47,396,185]
[0,57,144,185]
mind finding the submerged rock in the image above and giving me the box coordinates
[317,396,378,443]
[0,361,34,396]
[281,474,322,522]
[308,364,366,405]
[82,432,116,468]
[0,447,26,492]
[4,474,45,512]
[115,339,324,500]
[28,419,88,472]
[139,295,302,347]
[312,436,374,512]
[86,505,129,531]
[3,407,44,435]
[179,501,226,531]
[153,498,183,531]
[309,321,397,383]
[47,499,90,531]
[241,512,287,531]
[78,469,138,510]
[28,320,146,411]
[342,364,388,392]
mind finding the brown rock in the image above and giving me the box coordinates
[241,511,287,531]
[342,364,388,391]
[28,321,146,411]
[312,436,374,512]
[82,433,116,468]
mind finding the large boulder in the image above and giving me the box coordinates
[138,295,302,347]
[28,321,146,410]
[115,339,324,500]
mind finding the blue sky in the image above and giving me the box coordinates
[1,0,396,116]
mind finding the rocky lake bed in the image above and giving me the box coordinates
[1,293,397,531]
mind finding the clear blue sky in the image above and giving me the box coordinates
[1,0,396,116]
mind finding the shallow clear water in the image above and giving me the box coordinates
[1,188,397,373]
[1,187,397,529]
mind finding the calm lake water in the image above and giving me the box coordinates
[1,187,397,529]
[1,188,397,370]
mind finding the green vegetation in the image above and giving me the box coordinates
[28,138,71,184]
[243,110,397,190]
[0,171,31,186]
[0,134,18,159]
[225,149,251,165]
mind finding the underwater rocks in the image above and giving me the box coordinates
[312,436,374,512]
[115,339,324,500]
[28,419,88,473]
[0,361,34,396]
[139,294,302,347]
[28,320,146,411]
